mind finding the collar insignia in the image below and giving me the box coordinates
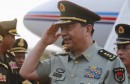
[56,68,65,73]
[9,61,18,70]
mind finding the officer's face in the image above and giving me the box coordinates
[116,44,130,68]
[2,34,15,50]
[60,22,89,52]
[14,53,25,68]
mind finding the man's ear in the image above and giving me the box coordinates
[85,28,87,32]
[86,24,93,33]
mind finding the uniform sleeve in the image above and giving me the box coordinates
[36,59,51,80]
[104,57,128,84]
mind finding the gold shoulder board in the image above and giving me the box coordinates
[98,49,117,61]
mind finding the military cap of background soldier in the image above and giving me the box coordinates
[54,0,101,26]
[10,38,28,54]
[0,18,19,36]
[115,24,130,44]
[0,25,5,42]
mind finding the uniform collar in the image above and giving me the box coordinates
[67,42,100,62]
[68,52,75,62]
[68,53,85,62]
[82,42,100,61]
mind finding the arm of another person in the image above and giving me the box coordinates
[19,24,60,80]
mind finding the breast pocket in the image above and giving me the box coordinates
[79,77,102,84]
[49,72,66,84]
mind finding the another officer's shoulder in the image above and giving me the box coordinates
[0,62,9,69]
[6,51,15,59]
[98,49,117,61]
[55,53,69,56]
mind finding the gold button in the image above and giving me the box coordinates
[75,61,78,64]
[71,74,75,78]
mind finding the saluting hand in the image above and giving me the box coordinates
[41,24,61,45]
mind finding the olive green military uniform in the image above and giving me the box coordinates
[10,38,38,84]
[37,42,128,84]
[13,69,37,84]
[0,52,18,84]
[0,21,10,84]
[0,19,19,84]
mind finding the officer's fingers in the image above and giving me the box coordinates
[53,33,61,42]
[47,24,60,33]
[55,33,61,39]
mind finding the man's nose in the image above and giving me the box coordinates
[117,49,124,55]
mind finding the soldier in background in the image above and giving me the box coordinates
[0,19,19,84]
[10,38,38,84]
[114,24,130,83]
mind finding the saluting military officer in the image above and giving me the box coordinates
[20,1,128,84]
[10,38,38,84]
[114,24,130,83]
[0,19,19,84]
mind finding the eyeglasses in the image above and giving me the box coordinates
[114,46,130,52]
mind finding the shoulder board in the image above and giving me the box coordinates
[0,62,8,69]
[55,53,69,56]
[5,52,15,60]
[98,49,117,61]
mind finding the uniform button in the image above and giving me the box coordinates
[71,74,75,78]
[75,61,78,63]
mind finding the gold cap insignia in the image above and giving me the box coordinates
[18,39,24,47]
[60,3,65,12]
[118,26,124,34]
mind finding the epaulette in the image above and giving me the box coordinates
[55,53,69,56]
[6,51,15,57]
[98,49,117,61]
[0,62,8,69]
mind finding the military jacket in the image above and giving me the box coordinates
[13,69,37,84]
[0,52,18,84]
[37,42,128,84]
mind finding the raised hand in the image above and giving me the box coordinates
[41,24,61,45]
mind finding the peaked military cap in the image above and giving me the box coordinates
[0,25,5,41]
[54,0,101,25]
[10,38,28,53]
[0,18,19,36]
[115,24,130,44]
